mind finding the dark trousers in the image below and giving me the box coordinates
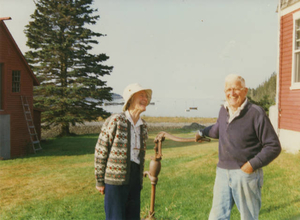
[104,162,141,220]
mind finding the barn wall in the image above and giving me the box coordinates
[0,22,35,157]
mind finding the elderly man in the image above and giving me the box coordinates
[196,74,281,220]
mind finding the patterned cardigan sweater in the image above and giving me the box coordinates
[94,112,148,188]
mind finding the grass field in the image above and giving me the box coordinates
[1,128,300,220]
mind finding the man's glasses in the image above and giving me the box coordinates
[224,87,245,93]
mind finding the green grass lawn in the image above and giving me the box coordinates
[1,129,300,220]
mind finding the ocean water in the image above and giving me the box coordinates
[102,97,222,118]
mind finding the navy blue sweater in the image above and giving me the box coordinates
[203,102,281,170]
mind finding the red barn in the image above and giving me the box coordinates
[0,17,41,159]
[270,0,300,153]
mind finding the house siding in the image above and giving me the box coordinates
[279,10,300,133]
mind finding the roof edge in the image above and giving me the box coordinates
[0,18,40,86]
[0,17,12,21]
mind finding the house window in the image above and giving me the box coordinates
[0,64,2,109]
[12,70,21,93]
[295,52,300,82]
[292,12,300,89]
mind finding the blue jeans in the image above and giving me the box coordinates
[209,167,263,220]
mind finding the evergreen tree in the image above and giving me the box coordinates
[247,72,277,116]
[24,0,113,136]
[248,72,276,103]
[247,95,273,116]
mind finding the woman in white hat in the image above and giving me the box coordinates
[94,83,152,220]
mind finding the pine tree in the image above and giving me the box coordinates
[24,0,113,136]
[247,72,277,116]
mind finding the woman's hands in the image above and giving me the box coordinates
[96,186,105,195]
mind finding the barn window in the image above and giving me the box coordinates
[292,12,300,89]
[12,70,21,93]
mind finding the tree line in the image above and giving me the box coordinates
[247,72,277,115]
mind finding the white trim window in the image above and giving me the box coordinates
[292,11,300,90]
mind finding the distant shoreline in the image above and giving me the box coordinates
[41,117,217,139]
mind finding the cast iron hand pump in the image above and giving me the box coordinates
[143,131,210,219]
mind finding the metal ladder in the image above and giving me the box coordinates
[21,96,42,153]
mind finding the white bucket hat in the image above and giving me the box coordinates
[122,83,152,112]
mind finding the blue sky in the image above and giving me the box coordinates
[0,0,279,116]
